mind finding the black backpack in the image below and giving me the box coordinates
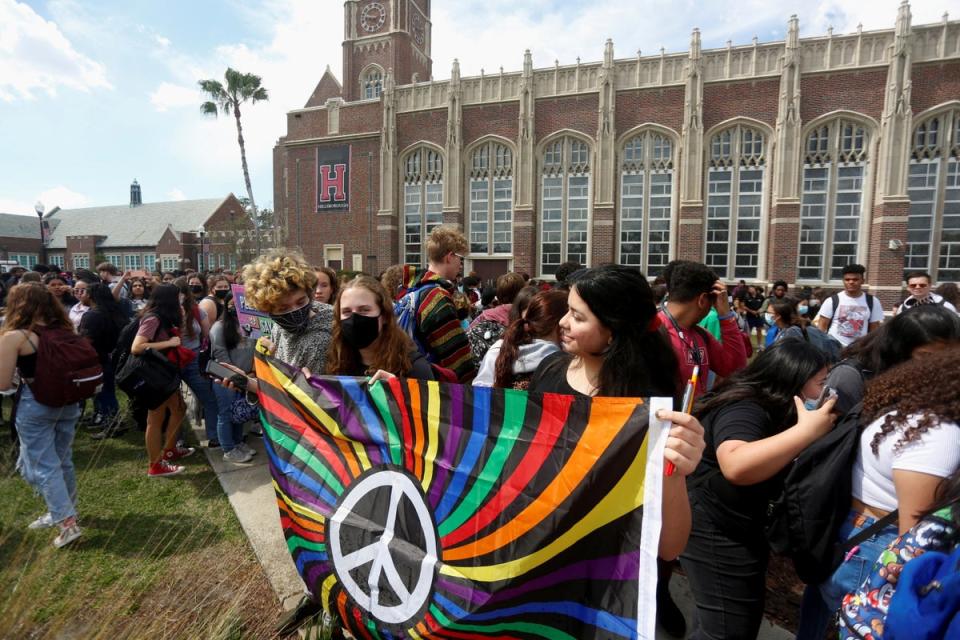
[765,401,897,584]
[467,320,505,366]
[111,317,142,373]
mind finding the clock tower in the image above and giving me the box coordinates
[342,0,433,102]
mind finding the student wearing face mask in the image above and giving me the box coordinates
[198,274,231,324]
[681,339,837,640]
[242,251,334,376]
[326,276,433,381]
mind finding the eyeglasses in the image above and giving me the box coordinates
[907,282,930,289]
[453,252,466,261]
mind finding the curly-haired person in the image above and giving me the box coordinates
[797,345,960,639]
[242,251,333,375]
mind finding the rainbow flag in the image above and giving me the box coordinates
[255,351,669,639]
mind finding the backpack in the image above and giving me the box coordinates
[799,324,843,362]
[27,326,103,407]
[394,282,438,358]
[765,401,898,584]
[467,320,505,365]
[826,292,877,332]
[885,543,960,640]
[111,317,143,373]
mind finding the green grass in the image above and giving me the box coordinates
[0,403,281,639]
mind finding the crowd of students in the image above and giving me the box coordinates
[3,226,959,639]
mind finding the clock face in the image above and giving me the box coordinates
[360,2,386,33]
[411,13,424,46]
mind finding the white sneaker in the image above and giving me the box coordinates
[238,442,257,456]
[223,448,254,464]
[53,524,82,548]
[28,512,55,530]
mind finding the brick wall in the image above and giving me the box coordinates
[767,202,801,283]
[397,109,446,151]
[866,199,910,309]
[800,69,887,123]
[0,236,42,259]
[462,103,518,146]
[615,86,684,133]
[534,95,599,143]
[911,61,960,115]
[703,78,779,132]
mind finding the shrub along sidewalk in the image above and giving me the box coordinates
[0,410,281,639]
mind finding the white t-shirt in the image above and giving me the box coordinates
[893,292,958,316]
[852,412,960,513]
[816,291,884,346]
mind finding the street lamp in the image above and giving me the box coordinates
[34,201,46,265]
[197,225,206,273]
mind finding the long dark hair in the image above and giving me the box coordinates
[172,277,199,338]
[86,282,127,329]
[695,339,829,430]
[494,290,567,388]
[220,291,241,350]
[772,297,805,328]
[844,304,960,376]
[143,283,182,332]
[568,265,679,399]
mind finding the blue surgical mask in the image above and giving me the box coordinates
[798,304,809,315]
[764,313,775,326]
[803,398,819,411]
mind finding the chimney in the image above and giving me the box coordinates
[130,179,142,207]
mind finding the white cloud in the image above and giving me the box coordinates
[155,34,170,49]
[0,185,91,214]
[0,0,111,102]
[150,81,200,112]
[166,188,186,201]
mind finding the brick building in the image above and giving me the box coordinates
[273,1,960,306]
[44,183,257,273]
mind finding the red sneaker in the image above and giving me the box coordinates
[163,445,195,461]
[148,460,185,478]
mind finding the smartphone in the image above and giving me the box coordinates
[129,270,148,278]
[815,385,838,409]
[205,360,249,391]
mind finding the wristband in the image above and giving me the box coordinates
[718,311,737,321]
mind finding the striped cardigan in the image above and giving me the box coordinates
[413,270,476,382]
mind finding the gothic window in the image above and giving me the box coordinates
[540,136,591,276]
[362,68,383,100]
[798,120,869,282]
[618,131,674,273]
[402,147,444,265]
[469,141,513,255]
[905,109,960,283]
[705,125,766,279]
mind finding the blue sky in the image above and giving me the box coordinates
[0,0,952,217]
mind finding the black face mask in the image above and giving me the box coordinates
[270,301,312,334]
[190,285,203,295]
[214,289,229,300]
[340,313,380,350]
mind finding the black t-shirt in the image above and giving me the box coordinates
[690,400,786,543]
[744,294,764,312]
[528,351,585,397]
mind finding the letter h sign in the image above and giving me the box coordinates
[316,146,351,212]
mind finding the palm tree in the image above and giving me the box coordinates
[199,68,269,218]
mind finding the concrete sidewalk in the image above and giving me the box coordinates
[193,423,792,639]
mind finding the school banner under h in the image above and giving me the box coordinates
[254,351,669,639]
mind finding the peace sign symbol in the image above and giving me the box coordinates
[329,469,438,625]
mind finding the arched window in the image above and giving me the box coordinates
[402,147,443,265]
[540,136,590,276]
[705,125,766,279]
[362,68,383,100]
[797,119,869,282]
[619,131,673,272]
[905,109,960,282]
[469,141,513,255]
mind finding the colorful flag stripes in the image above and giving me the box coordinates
[254,351,666,639]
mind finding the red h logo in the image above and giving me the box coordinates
[319,164,347,203]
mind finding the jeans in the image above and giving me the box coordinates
[212,384,243,452]
[180,356,220,441]
[93,359,119,418]
[795,509,900,640]
[679,494,769,640]
[15,385,82,523]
